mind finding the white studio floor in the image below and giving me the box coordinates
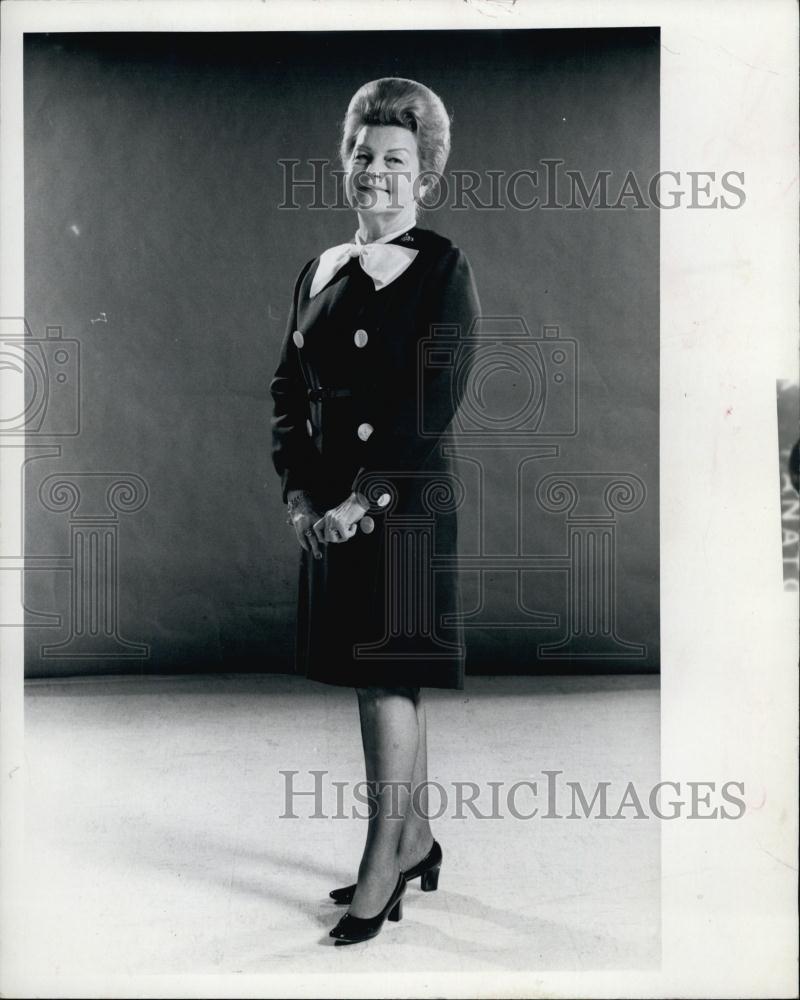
[19,672,660,979]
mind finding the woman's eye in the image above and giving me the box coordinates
[386,158,401,164]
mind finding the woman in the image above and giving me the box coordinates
[270,77,481,945]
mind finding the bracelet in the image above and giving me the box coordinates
[286,490,368,527]
[286,492,310,525]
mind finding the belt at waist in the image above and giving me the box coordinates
[307,387,354,402]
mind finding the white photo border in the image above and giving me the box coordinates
[1,1,797,997]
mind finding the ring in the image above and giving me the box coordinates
[305,529,313,536]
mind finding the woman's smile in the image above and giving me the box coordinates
[355,176,388,193]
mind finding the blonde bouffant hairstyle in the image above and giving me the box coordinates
[339,77,452,208]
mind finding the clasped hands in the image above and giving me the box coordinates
[288,490,369,560]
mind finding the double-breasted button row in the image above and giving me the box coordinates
[293,328,368,349]
[293,325,374,446]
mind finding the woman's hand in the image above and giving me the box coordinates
[312,492,369,545]
[287,490,325,560]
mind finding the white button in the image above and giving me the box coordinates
[306,419,313,436]
[293,330,304,348]
[377,492,391,508]
[354,329,368,348]
[360,516,375,534]
[357,422,373,442]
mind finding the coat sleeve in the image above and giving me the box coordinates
[351,246,481,506]
[269,257,320,504]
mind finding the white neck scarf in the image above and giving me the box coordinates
[309,224,419,298]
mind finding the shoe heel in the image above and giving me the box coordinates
[388,899,403,922]
[420,866,440,892]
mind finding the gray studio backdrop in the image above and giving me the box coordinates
[22,29,659,677]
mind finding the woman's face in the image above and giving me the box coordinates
[345,124,425,219]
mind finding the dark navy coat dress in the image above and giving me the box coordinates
[270,225,481,689]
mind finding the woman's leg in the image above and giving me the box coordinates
[350,684,419,918]
[398,691,435,870]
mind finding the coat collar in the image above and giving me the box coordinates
[354,222,417,247]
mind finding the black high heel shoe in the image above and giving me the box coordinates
[329,840,442,905]
[328,873,406,945]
